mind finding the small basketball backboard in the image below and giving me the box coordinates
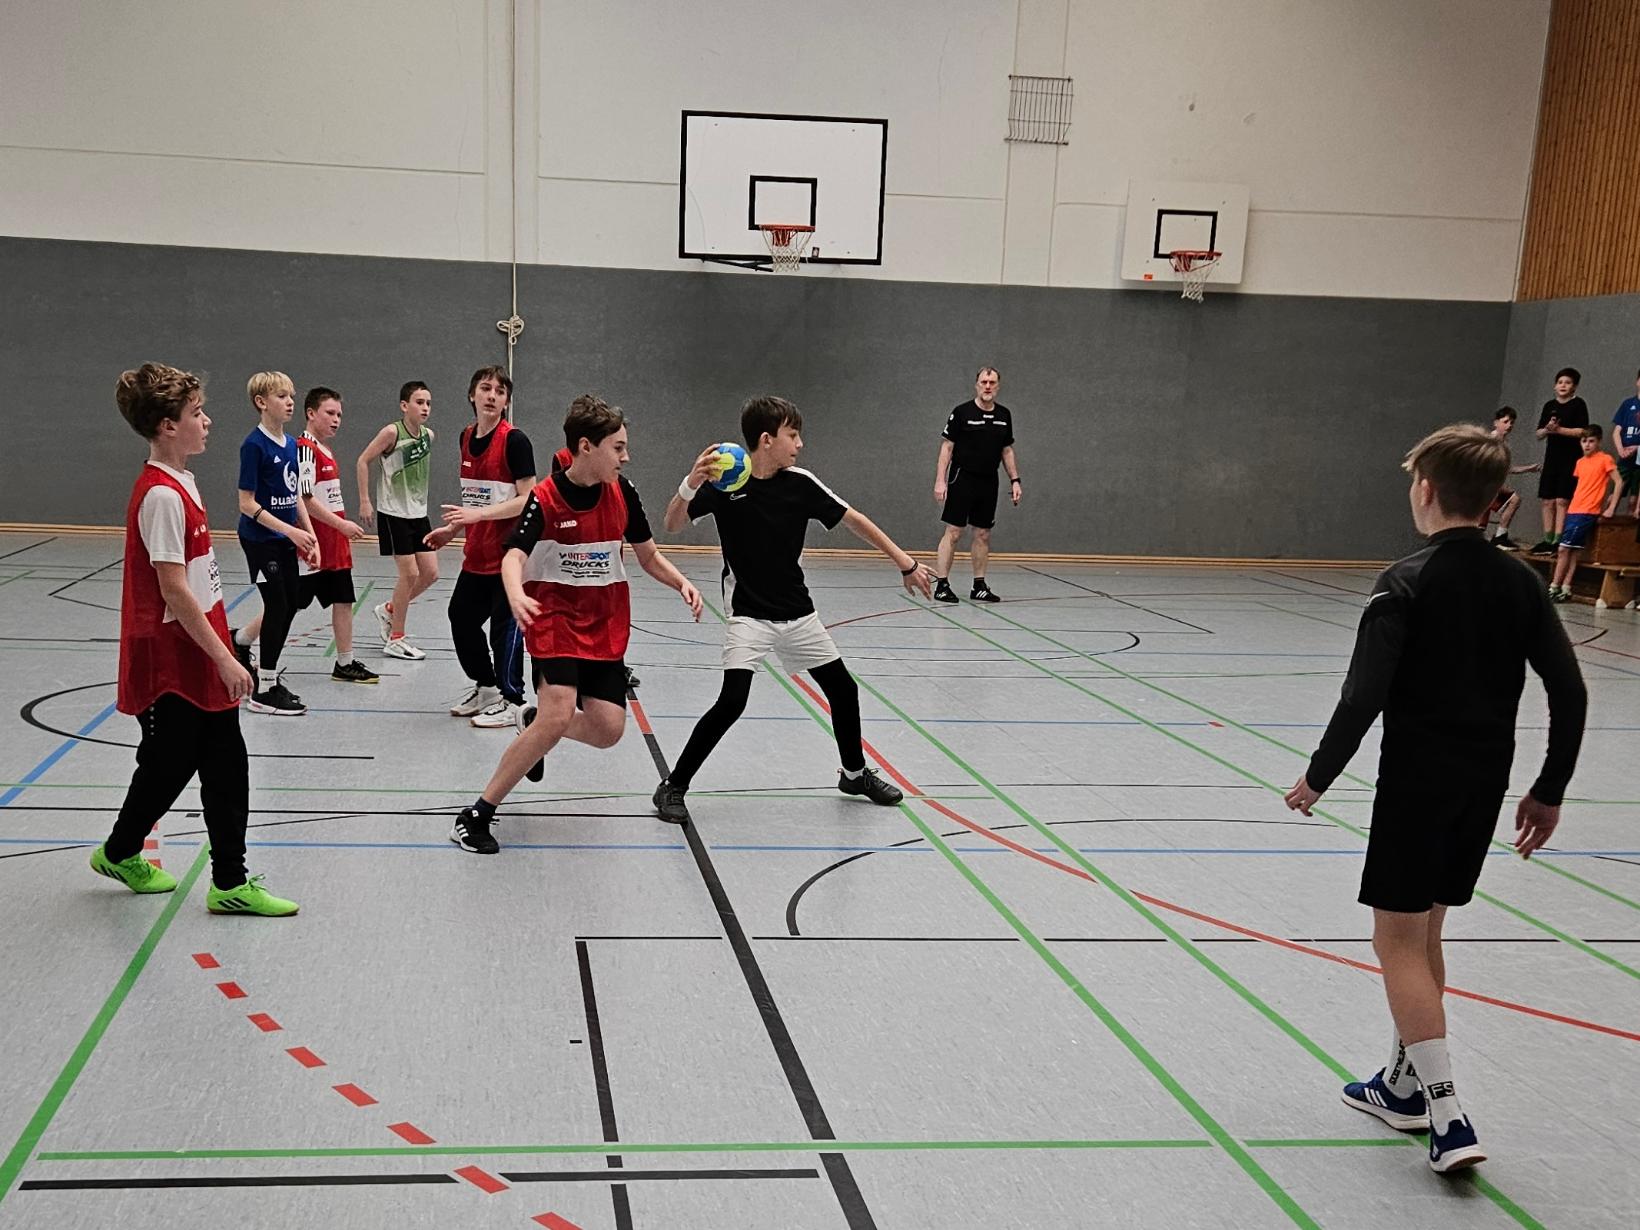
[1120,180,1249,286]
[679,111,887,269]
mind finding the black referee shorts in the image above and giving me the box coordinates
[941,472,1000,530]
[1359,777,1506,913]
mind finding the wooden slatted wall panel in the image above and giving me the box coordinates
[1517,0,1640,301]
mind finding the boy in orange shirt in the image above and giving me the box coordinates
[1547,426,1620,602]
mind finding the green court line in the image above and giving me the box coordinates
[740,656,1319,1227]
[1254,599,1360,632]
[991,599,1640,916]
[938,598,1640,972]
[37,1138,1212,1162]
[0,845,211,1208]
[735,597,1545,1229]
[0,569,35,588]
[1243,1138,1414,1149]
[322,580,376,659]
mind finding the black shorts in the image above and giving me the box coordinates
[241,538,300,604]
[531,657,629,709]
[1488,486,1515,515]
[298,569,356,610]
[941,472,1000,530]
[377,512,434,556]
[1359,779,1506,913]
[1537,463,1577,502]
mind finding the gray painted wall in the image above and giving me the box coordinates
[1500,294,1640,538]
[2,236,1512,560]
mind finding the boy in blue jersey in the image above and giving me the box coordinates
[234,371,320,715]
[1611,369,1640,517]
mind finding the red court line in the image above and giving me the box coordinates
[191,953,219,969]
[454,1165,508,1194]
[387,1121,436,1145]
[286,1047,325,1069]
[787,673,1640,1046]
[332,1083,377,1107]
[629,696,654,737]
[533,1214,584,1229]
[247,1012,281,1033]
[214,981,246,1000]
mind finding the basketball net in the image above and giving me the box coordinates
[758,224,814,274]
[1169,250,1221,302]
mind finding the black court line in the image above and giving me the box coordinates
[630,694,878,1230]
[0,537,55,562]
[1269,570,1373,597]
[1019,566,1216,634]
[20,1169,819,1191]
[575,940,634,1230]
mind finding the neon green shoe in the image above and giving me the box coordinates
[206,875,299,917]
[89,845,177,894]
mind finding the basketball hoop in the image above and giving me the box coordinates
[758,224,815,273]
[1168,249,1221,302]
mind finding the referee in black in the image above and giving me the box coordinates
[931,366,1020,603]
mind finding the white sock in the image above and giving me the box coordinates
[234,627,255,647]
[841,766,863,780]
[1384,1032,1419,1097]
[1405,1038,1463,1131]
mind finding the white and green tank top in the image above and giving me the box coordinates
[377,420,433,518]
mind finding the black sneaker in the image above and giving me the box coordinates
[1529,540,1556,556]
[970,583,1001,603]
[625,666,640,690]
[652,779,691,825]
[331,660,380,684]
[517,705,546,783]
[450,808,499,854]
[246,682,307,716]
[1491,534,1519,551]
[932,580,959,605]
[837,767,903,806]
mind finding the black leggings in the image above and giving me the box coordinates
[245,540,300,673]
[447,570,525,704]
[669,658,864,790]
[104,695,249,890]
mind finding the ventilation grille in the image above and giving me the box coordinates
[1007,75,1073,145]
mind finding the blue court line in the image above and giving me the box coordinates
[0,586,255,810]
[6,836,1637,858]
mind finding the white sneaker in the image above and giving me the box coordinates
[470,699,523,728]
[383,637,426,661]
[373,602,393,643]
[449,685,501,717]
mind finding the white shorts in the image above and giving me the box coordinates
[723,612,841,674]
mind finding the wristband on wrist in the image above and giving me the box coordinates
[678,477,702,502]
[900,562,919,575]
[1010,477,1021,484]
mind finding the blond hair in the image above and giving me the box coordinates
[1402,424,1510,520]
[246,370,294,408]
[117,363,204,439]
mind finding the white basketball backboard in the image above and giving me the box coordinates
[1120,180,1250,285]
[679,111,887,268]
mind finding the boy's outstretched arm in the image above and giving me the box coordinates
[631,539,702,620]
[1285,579,1409,814]
[840,508,933,597]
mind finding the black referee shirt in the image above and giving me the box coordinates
[941,401,1014,480]
[1306,528,1586,805]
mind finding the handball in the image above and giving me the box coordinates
[709,442,751,492]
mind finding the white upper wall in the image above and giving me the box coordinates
[1,0,1550,299]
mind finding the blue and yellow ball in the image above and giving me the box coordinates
[710,442,751,492]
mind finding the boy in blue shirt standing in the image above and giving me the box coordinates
[1611,368,1640,517]
[234,371,320,716]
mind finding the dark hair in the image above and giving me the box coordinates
[467,366,513,403]
[1580,424,1604,441]
[399,381,429,404]
[1493,405,1516,422]
[975,366,1000,381]
[563,394,626,451]
[1554,367,1581,386]
[741,396,804,448]
[117,363,204,440]
[304,386,341,414]
[1402,424,1510,520]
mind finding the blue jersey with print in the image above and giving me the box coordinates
[238,426,301,543]
[1613,397,1640,453]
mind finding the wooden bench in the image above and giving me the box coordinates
[1519,515,1640,607]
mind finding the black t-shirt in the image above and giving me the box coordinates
[1537,397,1589,478]
[686,467,850,620]
[1306,528,1585,804]
[941,401,1014,480]
[505,471,652,554]
[465,422,537,479]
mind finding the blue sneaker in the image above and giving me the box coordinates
[1341,1069,1430,1131]
[1428,1115,1486,1173]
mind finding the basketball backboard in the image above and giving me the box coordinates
[1120,180,1249,285]
[679,111,887,269]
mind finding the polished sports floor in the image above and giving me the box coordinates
[2,530,1637,1230]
